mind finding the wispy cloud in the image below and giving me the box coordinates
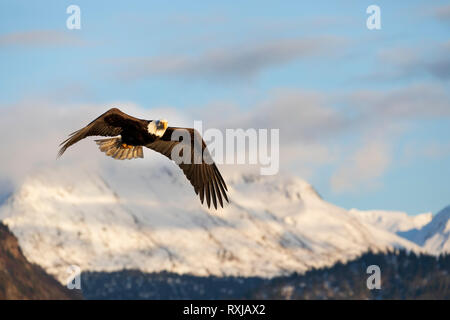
[330,140,390,193]
[0,99,188,191]
[403,141,450,161]
[361,43,450,82]
[0,30,86,47]
[205,83,450,143]
[346,83,450,120]
[207,83,450,192]
[330,83,450,193]
[433,4,450,23]
[116,36,346,82]
[0,80,448,197]
[205,90,346,140]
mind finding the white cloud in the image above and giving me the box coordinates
[116,36,346,82]
[403,141,450,161]
[0,81,448,197]
[362,44,450,81]
[202,89,348,142]
[0,100,190,189]
[346,83,450,120]
[434,5,450,23]
[330,140,391,193]
[0,30,86,47]
[200,84,450,192]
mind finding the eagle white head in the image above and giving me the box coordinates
[148,119,168,137]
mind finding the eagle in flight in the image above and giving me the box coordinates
[58,108,229,209]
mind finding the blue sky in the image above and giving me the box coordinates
[0,0,449,215]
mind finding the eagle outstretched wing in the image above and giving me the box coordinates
[58,108,144,157]
[146,127,229,209]
[58,108,229,209]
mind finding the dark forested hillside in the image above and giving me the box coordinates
[81,250,450,300]
[249,250,450,299]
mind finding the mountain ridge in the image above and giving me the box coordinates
[0,164,447,284]
[398,206,450,254]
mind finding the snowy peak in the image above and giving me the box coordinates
[353,205,450,255]
[411,206,450,254]
[350,209,432,233]
[0,164,433,283]
[229,173,322,201]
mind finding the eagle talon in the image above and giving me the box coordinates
[122,143,133,149]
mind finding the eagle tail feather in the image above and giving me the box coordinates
[94,138,144,160]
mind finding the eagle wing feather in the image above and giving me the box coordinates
[146,127,229,209]
[58,108,144,157]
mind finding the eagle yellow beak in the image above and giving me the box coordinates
[161,120,168,130]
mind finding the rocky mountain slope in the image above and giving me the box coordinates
[0,221,81,299]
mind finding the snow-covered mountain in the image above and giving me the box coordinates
[397,206,450,254]
[351,207,450,254]
[349,209,432,234]
[0,163,443,284]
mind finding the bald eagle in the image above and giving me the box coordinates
[58,108,228,209]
